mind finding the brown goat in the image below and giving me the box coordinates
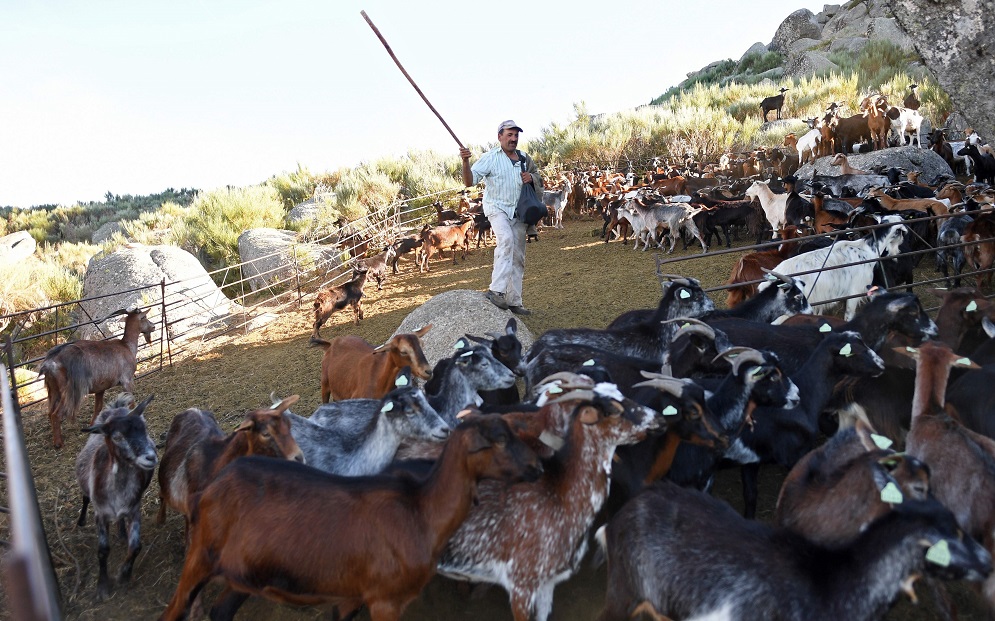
[860,95,891,151]
[934,287,995,355]
[725,226,802,307]
[311,324,433,402]
[866,187,949,216]
[419,219,474,272]
[962,213,995,288]
[156,395,304,525]
[156,414,542,621]
[810,193,850,234]
[40,308,155,449]
[830,153,870,175]
[312,267,368,337]
[903,340,995,609]
[775,420,930,546]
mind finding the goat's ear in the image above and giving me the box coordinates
[465,427,493,453]
[414,324,433,338]
[235,417,255,433]
[505,317,518,334]
[81,423,106,435]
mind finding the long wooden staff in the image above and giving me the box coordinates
[360,10,465,149]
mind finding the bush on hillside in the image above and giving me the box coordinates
[178,185,286,268]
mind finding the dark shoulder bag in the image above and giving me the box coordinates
[515,150,546,226]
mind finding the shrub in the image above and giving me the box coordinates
[182,186,286,268]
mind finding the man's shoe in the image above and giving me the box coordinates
[509,305,532,316]
[486,290,509,310]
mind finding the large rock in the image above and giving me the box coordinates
[392,290,535,369]
[238,228,343,293]
[79,244,241,341]
[889,0,995,142]
[0,230,36,265]
[287,199,321,226]
[770,9,824,53]
[91,221,123,244]
[783,51,839,79]
[822,1,870,39]
[829,36,870,55]
[796,145,954,183]
[787,38,822,55]
[740,42,768,61]
[865,17,915,51]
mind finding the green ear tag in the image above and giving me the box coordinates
[381,402,395,413]
[966,301,978,313]
[819,323,832,332]
[765,273,778,282]
[662,405,679,416]
[906,346,917,353]
[957,358,972,366]
[582,359,596,367]
[547,385,563,394]
[679,289,691,299]
[681,323,691,330]
[871,434,893,450]
[454,339,466,349]
[394,375,409,387]
[926,540,951,567]
[880,481,904,504]
[839,343,853,357]
[460,350,473,358]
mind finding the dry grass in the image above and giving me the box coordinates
[4,216,985,620]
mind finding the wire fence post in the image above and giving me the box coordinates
[293,244,303,310]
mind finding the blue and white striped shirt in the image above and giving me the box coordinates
[470,147,525,219]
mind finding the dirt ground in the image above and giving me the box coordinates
[4,216,986,620]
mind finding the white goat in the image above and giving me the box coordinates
[795,128,822,164]
[766,215,907,320]
[888,106,924,147]
[745,180,790,240]
[621,198,707,253]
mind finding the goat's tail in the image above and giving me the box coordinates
[308,336,332,350]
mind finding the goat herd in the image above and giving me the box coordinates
[28,101,995,620]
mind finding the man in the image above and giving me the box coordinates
[460,120,543,316]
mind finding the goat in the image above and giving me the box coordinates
[833,113,872,154]
[931,128,956,169]
[75,394,157,601]
[760,87,789,122]
[866,186,950,215]
[688,194,755,249]
[936,213,974,287]
[935,287,995,357]
[433,200,461,224]
[607,275,715,331]
[424,343,517,426]
[775,421,930,546]
[724,227,805,307]
[311,267,368,337]
[357,246,395,291]
[808,172,890,198]
[156,395,304,525]
[419,219,474,272]
[887,106,924,147]
[543,178,572,229]
[597,480,990,621]
[388,234,423,274]
[620,197,707,253]
[959,143,995,185]
[41,308,155,449]
[744,180,791,240]
[831,153,870,175]
[156,414,543,621]
[464,318,525,405]
[288,371,451,475]
[904,83,920,110]
[962,212,995,289]
[310,324,433,402]
[788,127,822,164]
[438,379,661,621]
[768,215,907,320]
[860,94,891,151]
[903,340,995,611]
[809,191,851,234]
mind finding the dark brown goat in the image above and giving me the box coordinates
[724,226,802,307]
[760,87,789,122]
[40,308,155,449]
[963,213,995,289]
[419,219,474,272]
[156,395,304,525]
[312,267,368,337]
[389,234,423,274]
[156,414,542,621]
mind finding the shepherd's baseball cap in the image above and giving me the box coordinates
[498,120,523,133]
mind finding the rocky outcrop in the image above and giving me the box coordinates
[287,199,321,227]
[796,145,954,182]
[238,228,343,293]
[79,244,241,341]
[91,221,123,244]
[770,9,823,53]
[0,230,36,265]
[392,290,535,369]
[783,51,839,79]
[740,42,769,61]
[890,0,995,143]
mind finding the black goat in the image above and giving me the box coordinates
[606,275,714,330]
[388,234,423,274]
[311,267,368,336]
[959,144,995,185]
[760,87,789,122]
[465,317,524,405]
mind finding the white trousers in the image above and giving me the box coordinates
[488,211,527,306]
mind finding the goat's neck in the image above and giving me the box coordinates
[215,430,255,475]
[429,371,477,426]
[840,314,885,353]
[417,435,485,557]
[121,317,144,354]
[911,357,951,421]
[790,345,840,422]
[642,432,682,484]
[706,374,752,433]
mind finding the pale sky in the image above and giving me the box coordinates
[0,0,824,208]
